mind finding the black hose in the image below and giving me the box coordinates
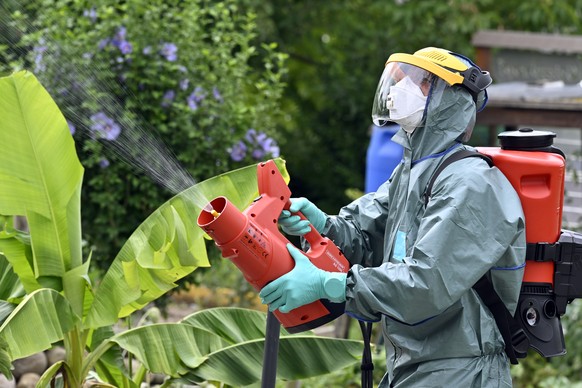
[261,311,281,388]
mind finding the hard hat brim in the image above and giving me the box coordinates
[386,53,465,87]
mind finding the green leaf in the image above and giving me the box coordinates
[0,288,80,360]
[0,336,12,379]
[110,323,226,377]
[181,307,295,344]
[86,159,289,328]
[0,71,84,278]
[0,301,15,325]
[0,253,24,303]
[181,335,363,386]
[87,326,133,388]
[62,256,91,317]
[0,229,41,293]
[37,361,65,388]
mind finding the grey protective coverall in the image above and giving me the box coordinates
[322,85,526,387]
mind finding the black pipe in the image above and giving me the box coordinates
[261,311,281,388]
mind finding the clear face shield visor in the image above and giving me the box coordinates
[371,62,435,130]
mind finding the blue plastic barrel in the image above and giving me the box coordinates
[365,125,403,193]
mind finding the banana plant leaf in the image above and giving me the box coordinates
[180,335,363,386]
[88,326,134,388]
[0,71,84,282]
[0,253,22,324]
[85,159,289,329]
[0,288,79,360]
[0,336,11,377]
[180,306,298,344]
[0,231,40,294]
[179,308,362,385]
[110,307,362,386]
[110,323,227,376]
[0,253,24,302]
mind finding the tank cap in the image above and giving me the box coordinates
[498,128,556,150]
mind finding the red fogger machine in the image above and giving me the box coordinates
[197,160,349,333]
[478,128,582,358]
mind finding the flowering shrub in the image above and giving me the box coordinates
[230,128,280,162]
[2,0,288,269]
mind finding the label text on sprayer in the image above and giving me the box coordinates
[241,223,271,259]
[326,250,347,272]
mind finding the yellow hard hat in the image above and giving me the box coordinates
[386,47,492,103]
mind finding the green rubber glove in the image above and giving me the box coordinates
[259,243,347,313]
[278,197,327,236]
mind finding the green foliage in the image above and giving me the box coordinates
[0,70,362,386]
[0,0,288,270]
[238,0,582,213]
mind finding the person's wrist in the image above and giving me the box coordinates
[322,272,347,302]
[312,212,327,233]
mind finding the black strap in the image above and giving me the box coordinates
[473,276,530,364]
[423,149,493,207]
[359,321,374,388]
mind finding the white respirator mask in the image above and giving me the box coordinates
[386,76,427,133]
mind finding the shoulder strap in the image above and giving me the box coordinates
[423,149,493,207]
[473,276,530,364]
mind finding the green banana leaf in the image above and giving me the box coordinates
[0,336,11,377]
[0,288,79,360]
[179,308,362,385]
[0,253,22,323]
[180,306,299,344]
[110,323,227,376]
[89,326,136,388]
[0,71,84,283]
[0,231,40,293]
[181,336,363,386]
[0,253,24,302]
[110,307,362,386]
[85,159,289,329]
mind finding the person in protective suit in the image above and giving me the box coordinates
[259,47,526,387]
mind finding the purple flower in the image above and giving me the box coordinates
[212,86,223,103]
[89,112,121,140]
[245,128,258,143]
[252,148,266,160]
[33,42,47,73]
[187,93,198,110]
[187,87,206,110]
[118,40,133,55]
[99,158,110,168]
[98,38,110,50]
[243,128,280,160]
[193,86,207,102]
[143,46,152,55]
[160,42,178,61]
[179,78,189,91]
[83,8,97,22]
[161,90,176,107]
[261,137,280,157]
[230,141,247,161]
[111,26,127,46]
[67,121,76,135]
